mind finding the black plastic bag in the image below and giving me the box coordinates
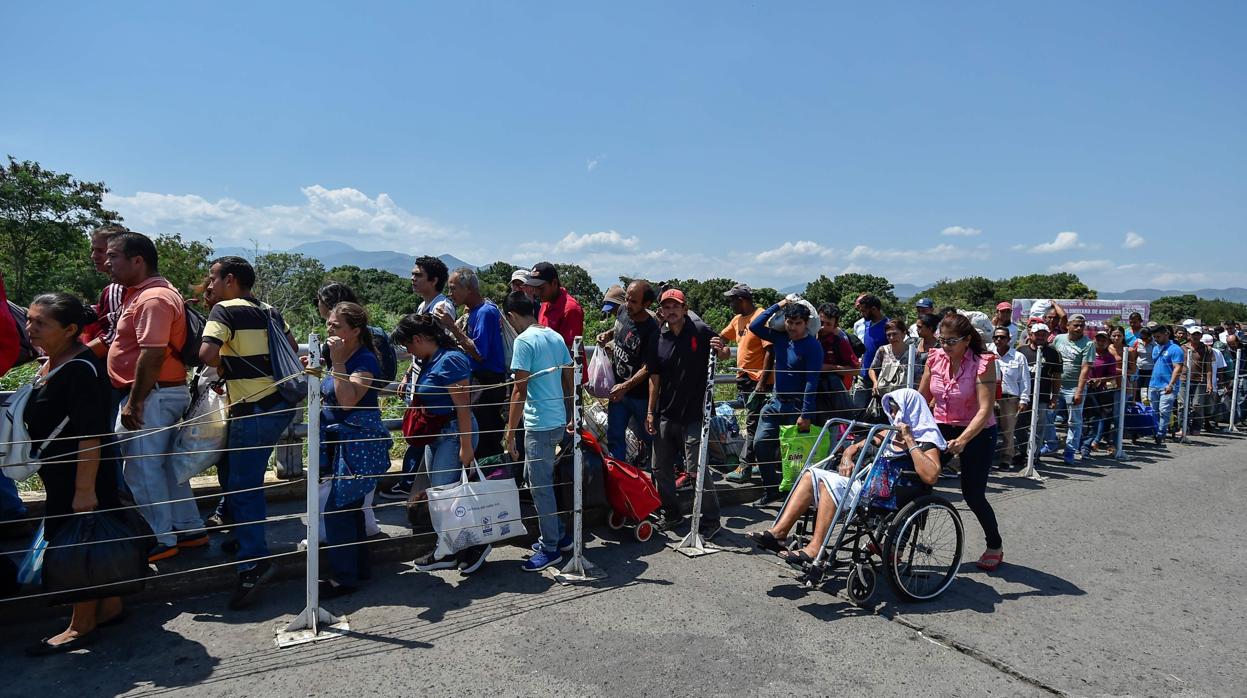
[42,513,149,602]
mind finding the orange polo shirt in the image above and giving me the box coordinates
[720,309,770,382]
[107,276,187,389]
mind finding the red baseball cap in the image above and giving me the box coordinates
[996,302,1013,311]
[659,289,686,305]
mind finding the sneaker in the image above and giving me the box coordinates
[530,534,575,554]
[1079,448,1090,460]
[651,512,686,531]
[228,561,277,610]
[148,543,179,563]
[414,550,458,571]
[1153,435,1164,446]
[522,548,563,572]
[205,513,230,531]
[724,466,749,483]
[675,471,694,490]
[456,545,492,575]
[377,482,412,501]
[751,491,782,506]
[1038,445,1057,457]
[177,532,210,549]
[1063,448,1075,465]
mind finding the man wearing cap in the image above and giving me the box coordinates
[907,298,935,338]
[1052,313,1094,464]
[1016,321,1062,458]
[592,285,628,347]
[1203,332,1228,431]
[509,268,531,295]
[1183,327,1214,437]
[992,326,1030,467]
[603,280,658,463]
[994,301,1019,346]
[525,261,584,352]
[1147,325,1185,444]
[717,283,769,484]
[645,288,723,537]
[1132,324,1157,401]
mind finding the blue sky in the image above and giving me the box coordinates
[3,2,1244,292]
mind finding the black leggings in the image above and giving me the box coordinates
[939,423,1002,549]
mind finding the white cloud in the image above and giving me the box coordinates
[1123,231,1145,249]
[754,240,836,264]
[1018,231,1086,254]
[940,225,982,237]
[104,185,447,250]
[1153,272,1210,288]
[1051,259,1112,273]
[586,154,605,172]
[550,230,640,253]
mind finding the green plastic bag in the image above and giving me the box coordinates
[779,424,832,493]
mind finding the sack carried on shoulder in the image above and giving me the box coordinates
[427,461,528,558]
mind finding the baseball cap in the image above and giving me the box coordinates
[1145,320,1160,329]
[1189,326,1203,335]
[915,297,934,309]
[509,269,530,283]
[723,283,753,300]
[659,289,686,306]
[1030,323,1051,334]
[1095,329,1108,338]
[996,302,1013,311]
[524,261,558,287]
[1201,334,1214,345]
[1069,313,1086,322]
[601,284,626,313]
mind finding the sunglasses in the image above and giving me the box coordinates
[938,336,968,347]
[993,335,1010,341]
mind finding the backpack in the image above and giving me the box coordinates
[181,302,207,368]
[369,326,398,384]
[847,331,866,359]
[6,301,36,367]
[265,308,307,404]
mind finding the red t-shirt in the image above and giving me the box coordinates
[538,287,586,383]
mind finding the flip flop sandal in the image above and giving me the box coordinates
[745,530,787,554]
[976,551,1004,571]
[779,550,815,568]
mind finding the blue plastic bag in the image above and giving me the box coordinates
[17,521,45,586]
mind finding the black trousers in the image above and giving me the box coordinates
[939,424,1002,549]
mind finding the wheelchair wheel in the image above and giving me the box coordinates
[607,511,627,531]
[883,495,963,602]
[846,563,876,607]
[634,520,654,542]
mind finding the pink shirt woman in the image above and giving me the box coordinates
[925,348,997,428]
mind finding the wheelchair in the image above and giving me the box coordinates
[780,419,964,607]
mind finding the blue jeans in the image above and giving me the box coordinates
[0,475,25,520]
[226,401,295,568]
[524,427,564,552]
[424,415,479,488]
[1149,386,1176,437]
[753,397,800,497]
[118,387,200,547]
[1057,387,1084,454]
[324,481,369,586]
[607,396,650,462]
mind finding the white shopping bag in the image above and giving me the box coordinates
[316,480,381,539]
[427,462,527,558]
[171,372,228,485]
[587,346,615,398]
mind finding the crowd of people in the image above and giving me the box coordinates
[2,224,1245,656]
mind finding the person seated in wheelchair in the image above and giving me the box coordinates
[746,388,945,567]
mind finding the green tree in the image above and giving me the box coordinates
[920,276,998,313]
[1151,295,1200,325]
[553,263,602,309]
[995,272,1095,302]
[0,156,120,303]
[477,261,520,305]
[156,233,214,297]
[254,252,326,338]
[326,265,419,317]
[802,275,838,308]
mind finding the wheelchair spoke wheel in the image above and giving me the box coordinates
[883,495,963,602]
[846,563,876,607]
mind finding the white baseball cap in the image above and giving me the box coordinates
[1201,334,1214,345]
[1030,322,1050,334]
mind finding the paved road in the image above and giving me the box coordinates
[5,433,1245,697]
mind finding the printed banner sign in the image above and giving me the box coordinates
[1010,299,1151,331]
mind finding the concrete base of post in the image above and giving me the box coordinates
[276,607,349,648]
[670,530,721,557]
[551,554,607,584]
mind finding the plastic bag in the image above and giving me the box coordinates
[779,424,832,493]
[428,462,528,557]
[766,295,822,338]
[17,521,46,586]
[171,372,228,484]
[42,513,149,600]
[587,346,615,398]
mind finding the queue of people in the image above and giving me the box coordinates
[4,226,1247,657]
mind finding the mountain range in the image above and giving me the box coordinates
[213,240,474,277]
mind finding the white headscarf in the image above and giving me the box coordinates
[882,388,947,451]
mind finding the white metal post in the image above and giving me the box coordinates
[277,334,347,647]
[673,345,720,557]
[1180,347,1192,443]
[905,341,917,390]
[1019,350,1044,480]
[1113,346,1129,460]
[1231,348,1242,433]
[556,337,606,582]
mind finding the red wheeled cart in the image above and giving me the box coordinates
[578,429,660,542]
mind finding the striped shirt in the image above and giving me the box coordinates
[82,282,125,346]
[202,297,289,404]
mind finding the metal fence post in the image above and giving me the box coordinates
[1231,348,1243,433]
[1113,346,1129,460]
[673,345,720,557]
[1019,350,1045,480]
[277,334,347,647]
[1180,348,1192,443]
[906,341,917,390]
[556,337,606,582]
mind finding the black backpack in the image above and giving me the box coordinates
[6,300,36,367]
[369,326,398,384]
[847,331,866,359]
[181,303,207,368]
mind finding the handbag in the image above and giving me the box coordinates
[171,367,228,484]
[427,460,528,557]
[401,395,453,448]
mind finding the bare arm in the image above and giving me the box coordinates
[71,438,102,513]
[505,370,530,459]
[449,379,474,465]
[331,367,374,407]
[120,347,167,430]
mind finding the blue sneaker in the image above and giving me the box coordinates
[1063,448,1075,465]
[522,548,563,572]
[531,534,574,554]
[1038,445,1057,457]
